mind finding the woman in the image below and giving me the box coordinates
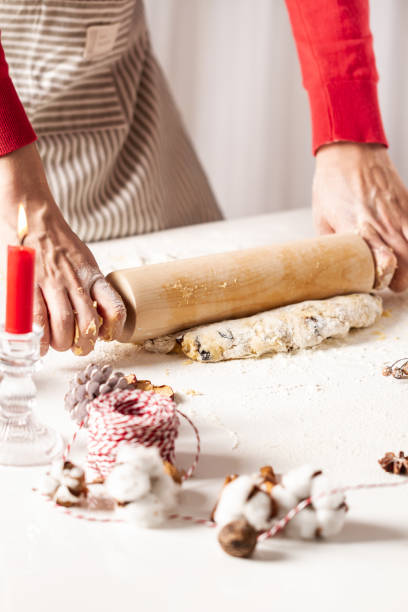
[0,0,406,356]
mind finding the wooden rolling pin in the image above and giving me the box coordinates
[107,233,375,344]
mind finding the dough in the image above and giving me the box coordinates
[143,293,382,363]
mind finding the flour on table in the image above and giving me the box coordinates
[143,294,382,362]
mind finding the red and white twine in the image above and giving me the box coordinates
[85,389,199,483]
[46,387,202,524]
[258,478,408,542]
[49,388,408,540]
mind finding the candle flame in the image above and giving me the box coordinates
[17,204,28,245]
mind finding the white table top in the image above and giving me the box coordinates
[1,208,408,612]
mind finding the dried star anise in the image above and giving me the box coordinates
[378,451,408,475]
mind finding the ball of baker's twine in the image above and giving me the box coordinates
[85,388,195,483]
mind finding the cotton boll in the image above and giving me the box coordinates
[118,493,166,528]
[213,475,257,528]
[37,473,60,498]
[243,489,275,531]
[115,443,146,464]
[54,484,81,507]
[281,465,318,499]
[105,463,151,504]
[316,507,347,538]
[151,472,179,512]
[60,474,80,492]
[285,508,318,540]
[311,474,345,511]
[50,460,85,482]
[63,465,84,480]
[60,472,85,494]
[115,444,163,477]
[271,484,298,513]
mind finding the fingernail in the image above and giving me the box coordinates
[373,248,397,290]
[85,319,98,337]
[74,321,80,344]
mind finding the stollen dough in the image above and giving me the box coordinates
[143,293,382,363]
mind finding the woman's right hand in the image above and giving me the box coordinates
[312,142,406,290]
[0,143,126,356]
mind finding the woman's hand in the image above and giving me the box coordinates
[312,142,408,290]
[0,143,126,355]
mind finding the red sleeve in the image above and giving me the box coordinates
[0,38,37,156]
[285,0,388,154]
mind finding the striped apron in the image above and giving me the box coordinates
[0,0,222,241]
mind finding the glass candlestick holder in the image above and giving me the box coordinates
[0,323,63,466]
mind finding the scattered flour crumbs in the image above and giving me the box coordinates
[44,239,408,463]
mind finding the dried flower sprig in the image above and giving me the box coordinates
[382,358,408,380]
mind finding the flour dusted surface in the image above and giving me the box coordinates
[144,294,382,362]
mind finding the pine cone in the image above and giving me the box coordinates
[65,363,136,425]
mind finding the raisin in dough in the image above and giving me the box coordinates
[143,293,382,363]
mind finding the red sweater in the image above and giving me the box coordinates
[285,0,388,153]
[0,0,387,157]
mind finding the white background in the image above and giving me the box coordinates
[145,0,408,219]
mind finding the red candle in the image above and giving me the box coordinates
[5,205,35,334]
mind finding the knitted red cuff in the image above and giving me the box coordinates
[308,79,388,155]
[0,76,37,156]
